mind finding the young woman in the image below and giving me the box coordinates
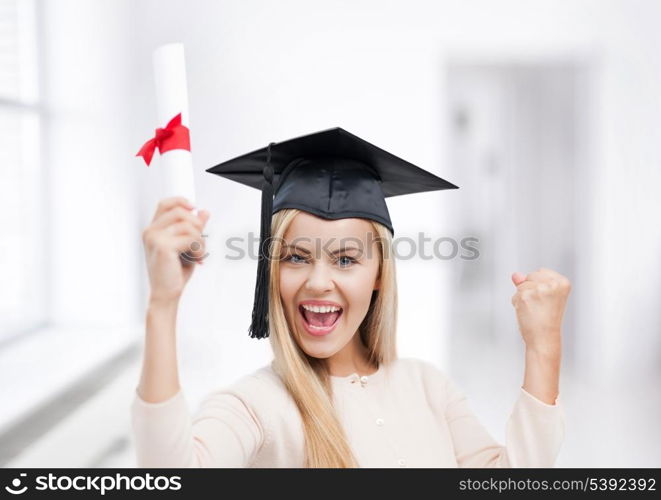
[131,128,570,468]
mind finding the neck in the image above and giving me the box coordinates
[326,331,376,377]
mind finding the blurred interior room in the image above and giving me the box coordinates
[0,0,660,467]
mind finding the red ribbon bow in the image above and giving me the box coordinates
[136,113,191,166]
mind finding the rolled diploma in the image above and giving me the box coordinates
[153,43,197,209]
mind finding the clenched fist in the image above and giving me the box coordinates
[511,267,571,355]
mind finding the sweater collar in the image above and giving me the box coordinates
[329,362,386,387]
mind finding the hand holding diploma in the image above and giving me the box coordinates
[142,197,210,304]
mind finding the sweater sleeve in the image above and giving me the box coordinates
[443,375,565,468]
[130,385,265,468]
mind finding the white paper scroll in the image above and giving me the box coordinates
[152,43,197,208]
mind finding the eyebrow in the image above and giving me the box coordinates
[283,244,362,256]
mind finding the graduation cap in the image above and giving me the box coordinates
[206,127,458,339]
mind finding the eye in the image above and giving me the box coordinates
[337,256,357,268]
[284,253,307,264]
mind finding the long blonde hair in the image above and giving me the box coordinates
[266,208,398,468]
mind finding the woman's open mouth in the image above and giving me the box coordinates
[298,303,343,336]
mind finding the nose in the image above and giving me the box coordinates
[304,261,335,293]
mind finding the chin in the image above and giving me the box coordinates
[299,342,340,360]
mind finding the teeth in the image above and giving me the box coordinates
[301,304,341,313]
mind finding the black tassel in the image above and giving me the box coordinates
[248,142,276,339]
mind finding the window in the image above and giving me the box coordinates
[0,0,45,342]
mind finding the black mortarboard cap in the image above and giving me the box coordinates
[206,127,458,340]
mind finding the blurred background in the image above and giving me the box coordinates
[1,0,659,468]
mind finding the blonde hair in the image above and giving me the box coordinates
[266,208,398,468]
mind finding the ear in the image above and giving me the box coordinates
[373,276,381,291]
